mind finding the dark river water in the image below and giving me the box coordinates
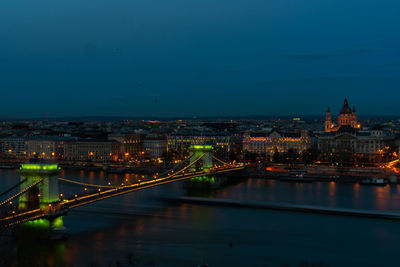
[2,169,400,267]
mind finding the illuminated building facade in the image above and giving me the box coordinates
[243,130,310,157]
[64,140,120,162]
[325,98,361,132]
[108,133,142,158]
[25,137,68,160]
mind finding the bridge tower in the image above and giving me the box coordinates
[189,145,213,172]
[17,163,66,238]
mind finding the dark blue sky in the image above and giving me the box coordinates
[1,0,400,118]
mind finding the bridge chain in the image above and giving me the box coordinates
[164,153,206,179]
[0,179,44,207]
[58,177,120,189]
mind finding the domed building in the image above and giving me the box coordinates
[318,99,396,164]
[325,98,361,132]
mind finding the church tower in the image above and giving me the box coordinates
[325,107,332,132]
[351,105,357,128]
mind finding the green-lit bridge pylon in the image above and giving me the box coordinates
[18,163,66,238]
[189,145,213,172]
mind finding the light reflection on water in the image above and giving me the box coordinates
[374,186,390,210]
[2,170,400,266]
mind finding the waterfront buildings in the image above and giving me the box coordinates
[142,135,167,159]
[0,116,398,166]
[108,133,142,159]
[64,140,120,162]
[0,136,26,158]
[25,136,70,160]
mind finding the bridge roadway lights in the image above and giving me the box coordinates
[189,145,213,172]
[17,163,68,239]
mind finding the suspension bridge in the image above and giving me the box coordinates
[0,145,246,235]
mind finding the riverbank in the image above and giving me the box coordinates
[247,164,400,183]
[1,159,399,184]
[169,196,400,220]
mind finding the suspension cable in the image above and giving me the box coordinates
[212,155,231,166]
[58,177,120,189]
[0,178,44,207]
[157,156,192,178]
[165,153,205,179]
[59,155,202,193]
[0,178,27,199]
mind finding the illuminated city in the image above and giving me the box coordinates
[1,0,400,266]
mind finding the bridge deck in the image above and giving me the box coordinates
[0,165,245,228]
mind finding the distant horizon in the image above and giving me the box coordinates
[1,114,399,122]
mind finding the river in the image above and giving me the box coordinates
[1,169,400,266]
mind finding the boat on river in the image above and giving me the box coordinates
[280,170,314,183]
[360,177,388,186]
[0,164,18,169]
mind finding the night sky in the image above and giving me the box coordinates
[1,0,400,118]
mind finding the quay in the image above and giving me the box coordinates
[248,163,400,183]
[173,196,400,220]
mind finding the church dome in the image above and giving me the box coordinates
[340,98,352,114]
